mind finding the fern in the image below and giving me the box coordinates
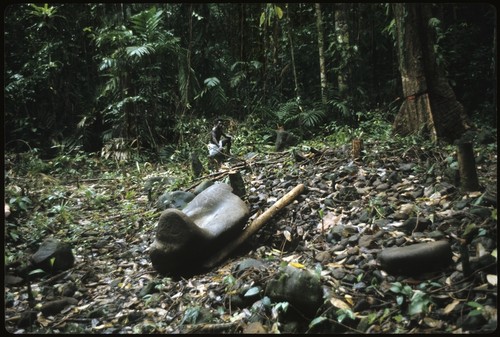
[126,45,154,58]
[275,100,300,125]
[298,108,326,127]
[194,77,227,112]
[273,100,326,128]
[130,7,163,42]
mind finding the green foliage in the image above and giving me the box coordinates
[194,77,228,113]
[274,100,326,130]
[93,5,185,151]
[466,301,485,317]
[260,4,284,27]
[336,308,356,323]
[29,3,65,29]
[389,282,434,316]
[9,196,32,213]
[4,3,495,159]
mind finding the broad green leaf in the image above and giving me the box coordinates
[275,6,283,19]
[309,316,327,328]
[259,12,265,26]
[244,286,261,297]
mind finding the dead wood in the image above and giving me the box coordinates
[184,321,243,333]
[203,183,305,269]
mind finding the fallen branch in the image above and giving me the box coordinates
[203,183,305,269]
[186,152,290,191]
[184,321,243,334]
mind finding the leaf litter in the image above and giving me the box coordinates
[4,136,497,333]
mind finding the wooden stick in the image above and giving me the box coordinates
[184,322,242,334]
[203,183,305,269]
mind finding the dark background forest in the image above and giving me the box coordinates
[4,3,496,159]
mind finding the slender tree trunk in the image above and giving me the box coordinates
[334,3,350,97]
[184,4,193,113]
[315,3,328,108]
[285,4,300,102]
[493,23,497,126]
[392,3,470,143]
[240,4,245,60]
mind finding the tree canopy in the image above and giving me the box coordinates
[4,3,496,157]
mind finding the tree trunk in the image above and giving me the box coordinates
[184,4,193,112]
[334,3,350,97]
[286,4,300,101]
[457,142,480,191]
[315,3,328,107]
[392,3,471,143]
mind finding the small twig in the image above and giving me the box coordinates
[38,269,73,286]
[65,177,120,184]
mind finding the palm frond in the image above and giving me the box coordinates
[126,44,155,58]
[299,108,326,127]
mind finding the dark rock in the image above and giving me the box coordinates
[233,258,267,276]
[469,254,496,274]
[190,153,204,178]
[358,234,376,248]
[265,265,323,316]
[399,163,415,172]
[30,238,74,274]
[149,209,212,274]
[399,217,432,234]
[424,230,446,240]
[41,297,78,317]
[156,190,195,210]
[247,195,259,203]
[228,171,246,198]
[480,185,497,207]
[331,268,346,279]
[60,282,77,297]
[411,188,424,199]
[17,310,38,328]
[337,186,359,201]
[469,206,492,218]
[376,183,390,191]
[315,251,331,263]
[458,311,488,331]
[5,274,24,286]
[377,240,453,276]
[144,176,174,194]
[87,308,106,319]
[323,198,335,208]
[387,171,401,184]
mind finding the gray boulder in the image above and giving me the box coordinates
[265,265,323,316]
[149,183,249,275]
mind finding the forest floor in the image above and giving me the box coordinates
[4,132,497,334]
